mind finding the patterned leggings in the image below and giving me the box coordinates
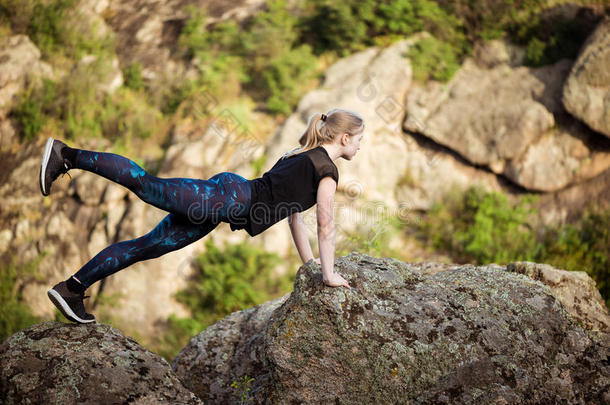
[70,148,252,289]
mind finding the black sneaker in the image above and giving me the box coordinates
[47,280,96,324]
[39,136,73,196]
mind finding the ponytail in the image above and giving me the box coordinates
[281,108,364,159]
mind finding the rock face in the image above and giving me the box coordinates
[0,35,53,118]
[563,16,610,138]
[404,56,610,192]
[506,261,610,335]
[0,321,202,404]
[100,0,268,82]
[172,253,610,404]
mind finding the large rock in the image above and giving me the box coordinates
[503,118,610,192]
[0,35,53,118]
[404,56,610,192]
[172,253,610,404]
[563,16,610,138]
[536,166,610,225]
[506,261,610,336]
[0,322,202,404]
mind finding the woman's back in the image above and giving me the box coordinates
[231,146,339,236]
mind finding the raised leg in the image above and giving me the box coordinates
[71,148,251,224]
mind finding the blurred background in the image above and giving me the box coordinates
[0,0,608,361]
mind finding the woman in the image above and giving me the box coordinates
[43,108,364,324]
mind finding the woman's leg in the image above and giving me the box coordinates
[69,147,251,223]
[71,213,219,290]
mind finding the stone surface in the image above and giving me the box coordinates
[101,0,267,82]
[404,54,610,192]
[506,261,610,336]
[0,321,202,404]
[0,35,53,118]
[172,253,610,404]
[563,16,610,138]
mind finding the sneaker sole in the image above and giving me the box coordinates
[47,288,96,324]
[40,136,54,196]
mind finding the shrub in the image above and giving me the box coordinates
[0,0,114,59]
[11,58,161,142]
[520,17,597,66]
[407,36,461,82]
[11,78,56,142]
[239,0,318,114]
[301,0,466,57]
[418,186,542,264]
[0,253,45,342]
[123,62,144,91]
[155,238,293,362]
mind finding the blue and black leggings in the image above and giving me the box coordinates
[68,147,252,289]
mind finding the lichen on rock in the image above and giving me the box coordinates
[172,253,610,404]
[0,321,202,404]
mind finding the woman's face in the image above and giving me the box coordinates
[344,132,364,160]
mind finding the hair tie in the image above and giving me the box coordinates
[321,114,327,121]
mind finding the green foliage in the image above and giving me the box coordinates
[418,186,542,263]
[539,206,610,309]
[301,0,466,57]
[0,0,115,59]
[519,17,596,66]
[11,58,160,142]
[238,0,318,114]
[261,44,318,115]
[156,239,293,362]
[178,239,290,316]
[437,0,547,43]
[123,62,144,91]
[407,36,461,82]
[415,186,610,308]
[177,6,245,89]
[11,78,56,142]
[0,254,45,342]
[231,374,255,404]
[176,1,318,116]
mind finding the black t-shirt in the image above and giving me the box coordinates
[230,146,339,237]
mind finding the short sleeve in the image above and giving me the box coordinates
[317,162,339,184]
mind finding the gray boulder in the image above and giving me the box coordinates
[563,16,610,138]
[0,321,202,404]
[172,253,610,404]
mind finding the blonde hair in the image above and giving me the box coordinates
[281,108,364,159]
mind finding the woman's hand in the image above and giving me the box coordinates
[323,272,351,290]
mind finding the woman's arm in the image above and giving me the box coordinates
[288,211,314,264]
[317,177,351,289]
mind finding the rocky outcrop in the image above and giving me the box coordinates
[404,56,610,192]
[0,321,202,404]
[0,35,54,119]
[98,0,268,82]
[172,253,610,404]
[171,292,290,402]
[563,16,610,138]
[506,261,610,335]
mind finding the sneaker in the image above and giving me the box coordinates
[39,136,73,196]
[47,280,96,324]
